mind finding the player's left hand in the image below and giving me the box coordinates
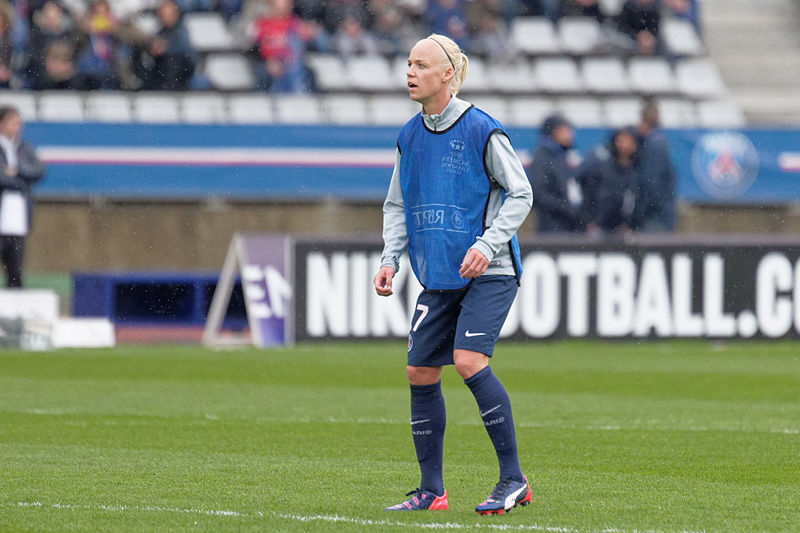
[459,248,489,278]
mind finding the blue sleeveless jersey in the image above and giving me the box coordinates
[398,106,522,290]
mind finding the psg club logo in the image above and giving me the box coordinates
[691,131,759,199]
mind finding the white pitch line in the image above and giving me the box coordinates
[10,500,709,533]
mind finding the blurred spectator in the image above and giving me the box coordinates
[368,0,415,56]
[133,0,196,90]
[528,114,584,233]
[24,1,79,87]
[292,0,330,52]
[517,0,558,20]
[466,0,514,59]
[559,0,603,22]
[75,0,120,89]
[334,14,378,62]
[632,99,676,232]
[251,0,312,93]
[32,39,81,89]
[322,0,369,34]
[0,106,45,288]
[577,128,638,235]
[426,0,469,50]
[0,1,13,88]
[664,0,700,34]
[616,0,661,56]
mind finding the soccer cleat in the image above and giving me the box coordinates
[475,476,532,515]
[385,488,448,511]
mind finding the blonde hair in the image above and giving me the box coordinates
[426,33,469,96]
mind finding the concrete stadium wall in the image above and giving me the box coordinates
[25,199,800,273]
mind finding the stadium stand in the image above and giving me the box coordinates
[0,0,777,127]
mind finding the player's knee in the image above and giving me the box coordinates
[453,350,489,380]
[406,365,441,385]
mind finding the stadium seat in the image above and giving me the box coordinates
[370,96,419,125]
[598,0,626,16]
[459,57,491,93]
[469,97,509,125]
[306,53,350,92]
[348,55,395,92]
[697,100,747,128]
[391,56,410,90]
[182,94,228,123]
[273,94,324,124]
[582,56,630,94]
[325,95,368,125]
[535,57,584,93]
[511,17,561,55]
[38,92,85,122]
[133,93,181,123]
[663,18,705,57]
[0,92,37,121]
[676,59,726,98]
[558,17,604,55]
[506,97,555,127]
[656,98,697,127]
[85,93,133,123]
[604,98,642,127]
[487,59,537,94]
[132,11,159,37]
[184,12,236,52]
[558,98,603,127]
[228,94,274,123]
[204,53,256,91]
[628,57,677,94]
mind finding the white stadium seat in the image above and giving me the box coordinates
[38,92,85,122]
[663,18,705,57]
[697,100,747,128]
[182,94,228,123]
[469,97,509,125]
[487,59,537,94]
[348,55,395,92]
[306,53,350,92]
[132,11,159,37]
[274,94,324,124]
[0,92,38,121]
[391,56,410,91]
[676,58,726,98]
[228,94,274,124]
[604,98,641,127]
[657,98,697,128]
[459,57,491,93]
[204,53,256,91]
[582,56,630,93]
[325,95,368,125]
[511,17,561,55]
[133,93,181,123]
[85,92,133,122]
[558,98,604,127]
[370,96,419,126]
[184,12,236,52]
[598,0,625,16]
[558,17,603,55]
[506,97,555,127]
[535,57,584,93]
[628,57,677,94]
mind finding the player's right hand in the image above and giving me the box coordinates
[373,266,396,296]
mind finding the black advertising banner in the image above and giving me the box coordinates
[293,236,800,341]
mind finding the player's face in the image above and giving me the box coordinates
[406,40,452,107]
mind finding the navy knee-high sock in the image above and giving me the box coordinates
[464,366,523,482]
[410,381,446,496]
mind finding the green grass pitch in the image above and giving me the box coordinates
[1,340,799,532]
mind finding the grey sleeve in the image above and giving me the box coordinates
[379,149,408,272]
[472,132,533,261]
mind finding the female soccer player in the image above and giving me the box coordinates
[373,34,533,515]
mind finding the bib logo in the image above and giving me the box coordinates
[451,210,464,229]
[691,131,759,199]
[449,139,465,151]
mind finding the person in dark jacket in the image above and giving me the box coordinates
[617,0,662,55]
[0,106,45,288]
[577,127,639,235]
[528,114,583,233]
[134,0,196,91]
[632,99,676,231]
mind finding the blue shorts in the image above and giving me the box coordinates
[407,275,518,367]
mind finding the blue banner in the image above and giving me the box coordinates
[24,122,800,204]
